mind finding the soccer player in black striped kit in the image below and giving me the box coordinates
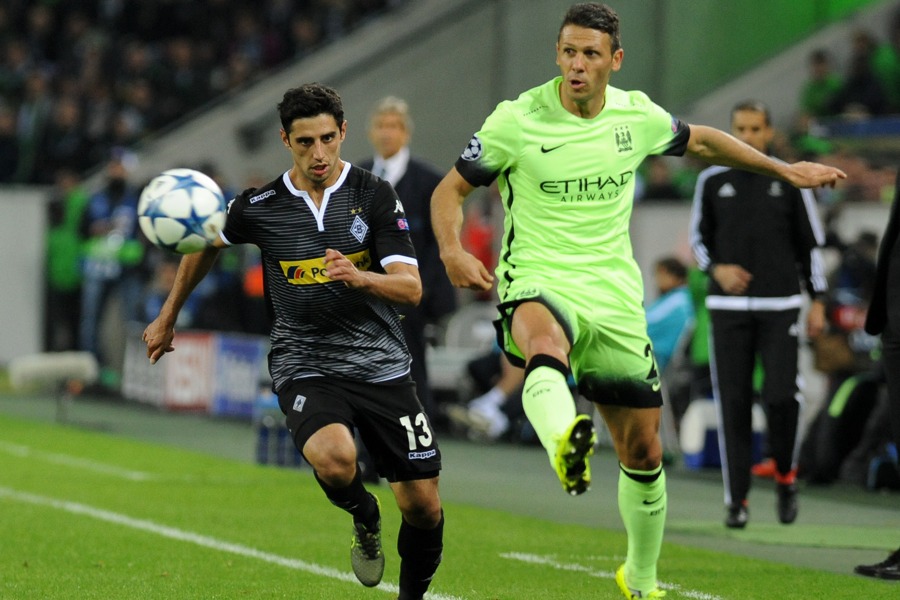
[143,83,443,599]
[690,100,828,529]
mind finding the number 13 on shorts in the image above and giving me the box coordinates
[399,413,433,451]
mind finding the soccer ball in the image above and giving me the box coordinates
[138,168,227,254]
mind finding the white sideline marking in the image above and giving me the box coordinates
[0,485,463,600]
[502,552,724,600]
[0,441,155,481]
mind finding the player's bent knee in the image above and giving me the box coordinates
[619,435,663,471]
[394,482,442,527]
[305,447,358,485]
[399,501,443,529]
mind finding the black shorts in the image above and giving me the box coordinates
[277,375,441,483]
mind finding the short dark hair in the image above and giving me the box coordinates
[559,3,621,52]
[731,99,771,126]
[656,256,687,281]
[277,82,344,132]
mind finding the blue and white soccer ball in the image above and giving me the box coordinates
[138,168,227,254]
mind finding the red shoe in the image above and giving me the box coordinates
[751,458,776,478]
[774,468,797,486]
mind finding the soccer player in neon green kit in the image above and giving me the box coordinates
[431,3,846,598]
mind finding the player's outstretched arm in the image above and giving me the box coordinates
[143,245,221,364]
[431,167,494,291]
[686,124,846,189]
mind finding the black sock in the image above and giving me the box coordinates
[397,512,444,600]
[314,468,378,529]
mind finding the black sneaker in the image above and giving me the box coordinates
[725,503,748,529]
[855,547,900,580]
[350,495,384,587]
[776,483,798,524]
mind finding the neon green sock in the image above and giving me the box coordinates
[618,464,666,593]
[521,365,576,463]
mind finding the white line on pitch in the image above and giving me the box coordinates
[502,552,724,600]
[0,441,155,481]
[0,485,464,600]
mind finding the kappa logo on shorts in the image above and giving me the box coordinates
[408,449,437,460]
[293,395,306,412]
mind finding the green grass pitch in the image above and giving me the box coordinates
[0,413,891,599]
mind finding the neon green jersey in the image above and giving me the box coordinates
[455,77,689,310]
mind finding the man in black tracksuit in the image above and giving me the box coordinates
[690,100,827,529]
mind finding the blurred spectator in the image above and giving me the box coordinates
[799,49,843,119]
[0,1,402,184]
[141,252,203,328]
[445,347,524,443]
[0,37,30,102]
[44,168,90,351]
[829,30,888,118]
[287,14,324,58]
[813,230,881,384]
[639,156,685,201]
[871,7,900,113]
[14,69,53,183]
[78,151,145,367]
[0,102,17,182]
[646,256,694,374]
[686,266,713,406]
[157,37,211,125]
[35,95,92,184]
[832,230,880,297]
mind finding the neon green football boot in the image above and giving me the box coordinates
[553,414,597,496]
[616,563,666,599]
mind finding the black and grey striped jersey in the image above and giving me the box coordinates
[221,162,418,390]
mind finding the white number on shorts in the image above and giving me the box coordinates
[399,413,433,451]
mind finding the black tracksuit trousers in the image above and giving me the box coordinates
[709,308,802,506]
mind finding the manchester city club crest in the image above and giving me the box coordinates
[614,125,633,154]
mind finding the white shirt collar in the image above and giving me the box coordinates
[372,146,409,187]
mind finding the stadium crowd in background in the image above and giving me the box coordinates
[0,0,404,185]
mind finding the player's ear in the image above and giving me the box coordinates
[612,48,624,72]
[340,119,348,140]
[280,128,290,148]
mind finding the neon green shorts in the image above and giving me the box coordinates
[494,281,662,408]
